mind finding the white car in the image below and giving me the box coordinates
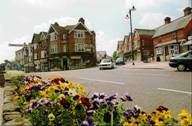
[99,59,114,70]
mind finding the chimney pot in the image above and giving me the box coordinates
[184,7,192,16]
[164,17,171,24]
[78,17,85,24]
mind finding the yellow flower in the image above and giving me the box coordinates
[155,119,165,126]
[48,113,55,121]
[47,85,57,93]
[123,120,134,126]
[14,96,20,100]
[139,112,147,121]
[39,91,46,97]
[68,81,75,89]
[59,83,66,90]
[178,109,192,126]
[162,110,172,120]
[76,83,85,95]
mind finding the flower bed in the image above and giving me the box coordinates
[14,75,192,126]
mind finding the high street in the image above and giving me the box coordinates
[29,66,192,116]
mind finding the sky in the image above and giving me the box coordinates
[0,0,191,63]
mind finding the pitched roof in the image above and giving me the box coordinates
[64,25,76,31]
[135,29,155,36]
[32,33,40,43]
[51,23,68,34]
[153,14,192,38]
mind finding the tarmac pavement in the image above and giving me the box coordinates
[120,61,173,70]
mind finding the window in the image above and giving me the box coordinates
[172,32,176,39]
[33,44,37,50]
[50,45,58,54]
[63,45,67,52]
[63,34,66,39]
[74,31,85,38]
[50,32,57,41]
[41,51,47,58]
[156,47,163,55]
[75,43,84,52]
[34,53,37,59]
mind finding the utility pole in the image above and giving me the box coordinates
[126,6,136,65]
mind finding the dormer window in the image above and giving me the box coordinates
[50,32,57,41]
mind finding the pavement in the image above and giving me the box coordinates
[120,61,173,70]
[0,88,3,125]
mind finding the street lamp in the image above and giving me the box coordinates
[126,5,136,65]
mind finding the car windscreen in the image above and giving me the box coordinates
[101,59,111,63]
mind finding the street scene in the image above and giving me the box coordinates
[0,0,192,125]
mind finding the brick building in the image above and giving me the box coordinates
[153,7,192,61]
[47,18,96,70]
[133,29,155,62]
[23,43,34,72]
[116,40,124,58]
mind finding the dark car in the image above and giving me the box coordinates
[169,50,192,71]
[115,57,125,65]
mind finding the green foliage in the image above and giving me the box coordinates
[112,51,118,61]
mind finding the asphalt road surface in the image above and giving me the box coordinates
[29,67,192,116]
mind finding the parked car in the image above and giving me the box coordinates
[115,57,125,65]
[169,50,192,71]
[99,59,114,70]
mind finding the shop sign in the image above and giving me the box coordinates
[70,56,81,59]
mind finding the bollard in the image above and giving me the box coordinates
[0,71,5,87]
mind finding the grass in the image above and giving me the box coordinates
[4,70,25,80]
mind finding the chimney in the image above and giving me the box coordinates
[164,17,171,24]
[54,22,59,26]
[78,17,85,24]
[184,7,192,16]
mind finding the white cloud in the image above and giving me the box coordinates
[125,0,169,10]
[138,13,167,29]
[96,31,119,56]
[11,0,76,9]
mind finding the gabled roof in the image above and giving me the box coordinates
[135,29,155,36]
[69,22,92,34]
[117,40,123,49]
[153,14,192,38]
[31,33,40,43]
[124,35,129,40]
[48,22,68,34]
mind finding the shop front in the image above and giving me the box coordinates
[155,40,180,61]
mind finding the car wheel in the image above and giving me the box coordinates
[177,64,186,71]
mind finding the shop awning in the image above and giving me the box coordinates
[183,40,192,46]
[155,40,178,47]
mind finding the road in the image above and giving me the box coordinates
[29,67,192,116]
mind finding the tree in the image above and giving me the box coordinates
[112,51,118,61]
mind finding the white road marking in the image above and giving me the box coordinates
[158,88,192,95]
[79,78,125,85]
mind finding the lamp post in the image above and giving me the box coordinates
[126,6,136,65]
